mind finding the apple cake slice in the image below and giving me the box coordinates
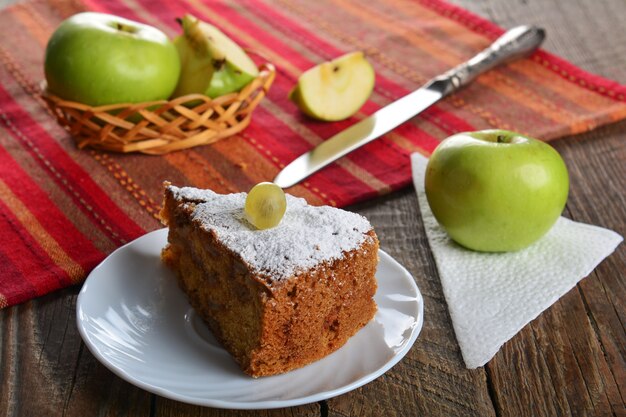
[160,183,379,377]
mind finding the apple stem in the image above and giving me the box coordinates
[113,22,138,34]
[175,17,183,27]
[497,135,506,143]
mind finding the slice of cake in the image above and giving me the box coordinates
[160,183,379,377]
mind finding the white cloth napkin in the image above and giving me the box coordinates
[411,153,623,368]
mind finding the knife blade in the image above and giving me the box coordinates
[274,25,545,189]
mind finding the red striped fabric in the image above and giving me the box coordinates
[1,0,625,308]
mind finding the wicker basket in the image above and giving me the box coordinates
[41,63,275,154]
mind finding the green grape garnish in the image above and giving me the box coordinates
[244,182,287,230]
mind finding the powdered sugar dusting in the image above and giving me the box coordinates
[169,185,373,281]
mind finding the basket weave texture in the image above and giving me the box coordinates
[41,64,275,154]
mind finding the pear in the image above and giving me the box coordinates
[172,14,258,99]
[289,51,375,121]
[171,16,215,98]
[197,19,259,98]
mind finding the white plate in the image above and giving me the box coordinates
[76,229,423,409]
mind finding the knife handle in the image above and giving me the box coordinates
[433,25,545,96]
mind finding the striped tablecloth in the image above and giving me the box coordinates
[1,0,625,308]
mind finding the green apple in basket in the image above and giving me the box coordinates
[44,12,180,106]
[289,51,375,121]
[171,14,259,99]
[424,130,569,252]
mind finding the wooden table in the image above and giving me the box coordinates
[1,1,624,416]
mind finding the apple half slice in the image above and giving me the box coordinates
[289,51,375,121]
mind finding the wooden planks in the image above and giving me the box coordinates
[345,190,497,416]
[442,1,626,416]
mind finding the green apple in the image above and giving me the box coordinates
[171,14,258,99]
[44,12,180,106]
[424,130,569,252]
[289,51,375,121]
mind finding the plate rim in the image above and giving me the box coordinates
[76,229,424,409]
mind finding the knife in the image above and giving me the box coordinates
[274,25,546,189]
